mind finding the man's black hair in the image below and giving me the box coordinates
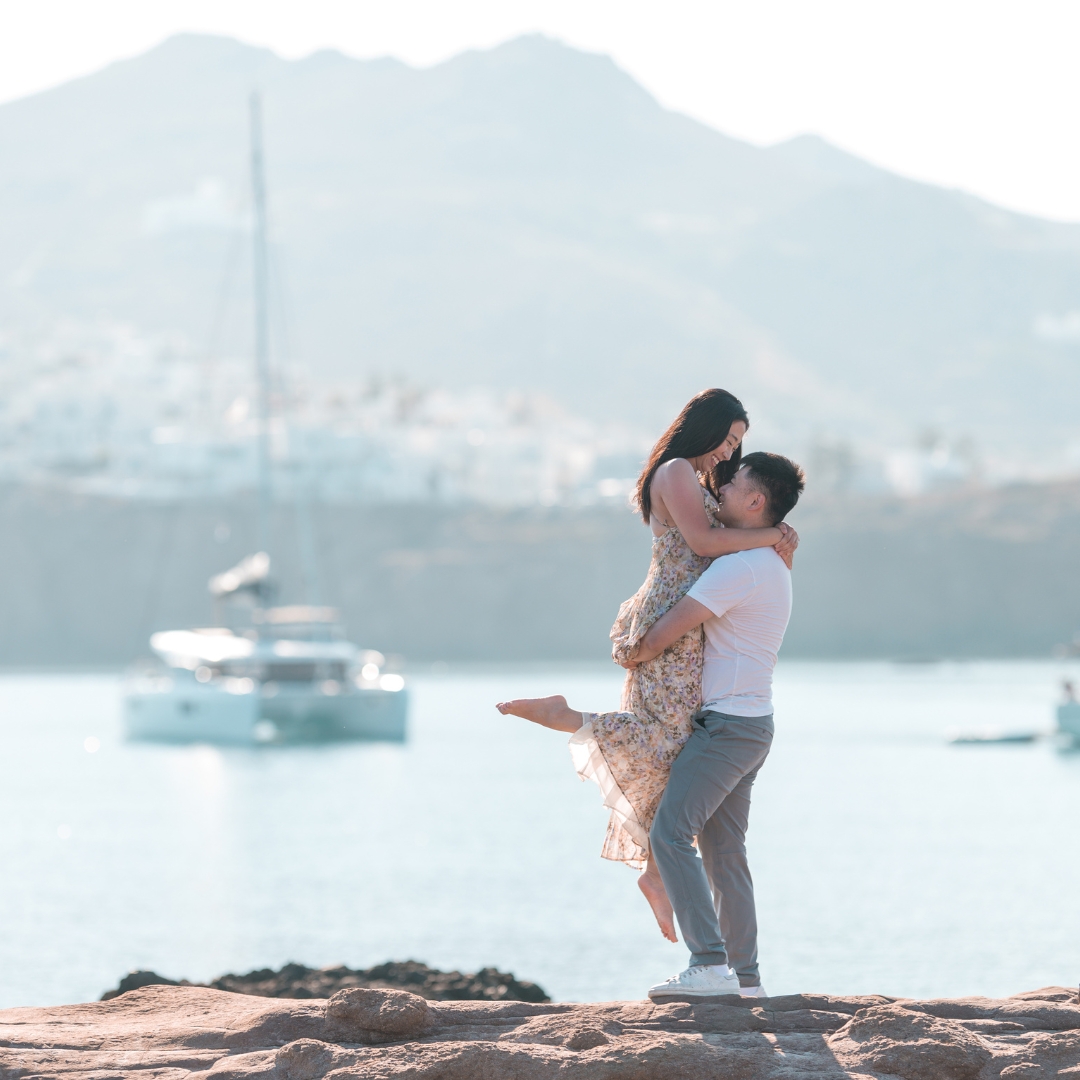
[740,451,805,525]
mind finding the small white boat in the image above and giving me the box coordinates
[124,103,406,746]
[123,556,407,745]
[947,728,1039,746]
[1056,700,1080,742]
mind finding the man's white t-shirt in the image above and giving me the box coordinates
[687,546,792,717]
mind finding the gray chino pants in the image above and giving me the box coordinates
[650,708,774,982]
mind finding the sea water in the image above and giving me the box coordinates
[2,661,1079,1009]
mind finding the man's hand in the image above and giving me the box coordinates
[774,522,799,570]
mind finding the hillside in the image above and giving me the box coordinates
[1,480,1078,665]
[3,33,1080,453]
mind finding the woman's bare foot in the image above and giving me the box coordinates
[495,695,583,733]
[638,862,678,943]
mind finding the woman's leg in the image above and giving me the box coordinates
[495,696,584,732]
[638,852,678,943]
[498,697,679,942]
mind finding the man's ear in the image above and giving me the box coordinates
[747,489,767,516]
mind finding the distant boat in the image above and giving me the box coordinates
[947,729,1039,746]
[123,553,407,745]
[1056,697,1080,744]
[123,96,406,745]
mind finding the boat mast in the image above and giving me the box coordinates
[249,92,272,558]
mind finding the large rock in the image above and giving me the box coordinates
[2,984,1078,1078]
[829,1003,992,1079]
[324,987,432,1042]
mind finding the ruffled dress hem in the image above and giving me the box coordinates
[568,719,650,855]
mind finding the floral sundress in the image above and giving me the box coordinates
[568,486,721,868]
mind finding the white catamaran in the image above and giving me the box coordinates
[123,96,407,745]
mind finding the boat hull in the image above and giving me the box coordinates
[1054,699,1080,743]
[1057,702,1080,739]
[124,681,259,744]
[262,686,408,742]
[123,680,408,745]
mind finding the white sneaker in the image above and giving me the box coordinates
[740,984,769,998]
[648,964,741,1001]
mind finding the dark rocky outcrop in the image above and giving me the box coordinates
[100,960,550,1003]
[6,984,1080,1079]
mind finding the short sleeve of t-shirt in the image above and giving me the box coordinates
[687,555,758,618]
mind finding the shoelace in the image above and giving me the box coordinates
[662,965,711,985]
[657,964,736,990]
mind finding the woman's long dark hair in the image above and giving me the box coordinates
[634,389,749,524]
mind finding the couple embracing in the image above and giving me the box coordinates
[497,388,805,1002]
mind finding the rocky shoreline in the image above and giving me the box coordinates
[100,961,549,1003]
[3,982,1079,1078]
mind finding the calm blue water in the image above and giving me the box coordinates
[2,661,1080,1009]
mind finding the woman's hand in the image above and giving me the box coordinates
[616,642,641,670]
[774,522,799,569]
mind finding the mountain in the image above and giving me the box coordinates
[3,33,1080,451]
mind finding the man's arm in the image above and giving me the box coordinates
[621,595,712,668]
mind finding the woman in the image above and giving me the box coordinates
[496,389,797,942]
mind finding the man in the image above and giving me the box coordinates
[623,450,804,1001]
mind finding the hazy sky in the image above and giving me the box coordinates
[6,0,1080,222]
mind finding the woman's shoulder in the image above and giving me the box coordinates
[653,458,709,499]
[652,457,697,485]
